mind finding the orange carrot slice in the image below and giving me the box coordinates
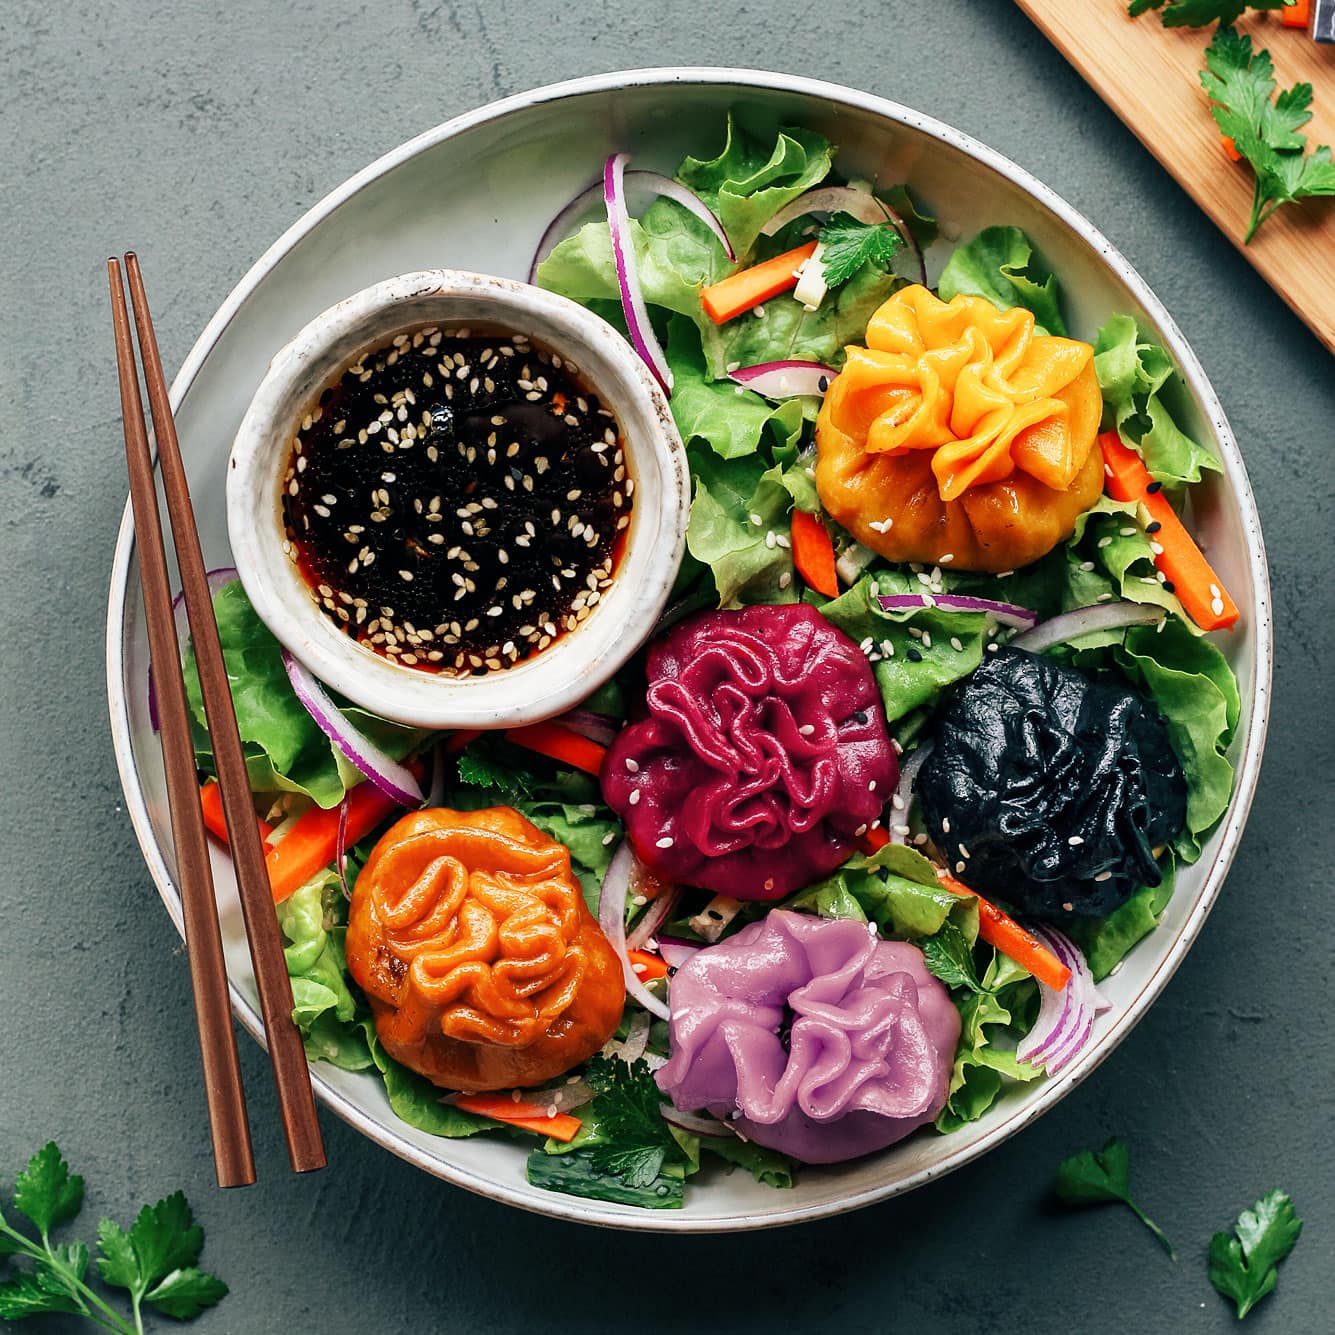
[451,1094,582,1142]
[790,510,839,598]
[505,721,607,776]
[938,873,1072,992]
[700,243,819,325]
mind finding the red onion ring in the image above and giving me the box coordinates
[660,1105,733,1139]
[626,883,682,952]
[528,169,733,283]
[556,708,619,748]
[657,937,701,970]
[334,797,352,901]
[888,740,933,846]
[1016,924,1103,1075]
[281,651,424,806]
[598,841,670,1021]
[1011,601,1165,655]
[604,153,673,394]
[728,360,836,400]
[877,593,1037,629]
[147,566,239,732]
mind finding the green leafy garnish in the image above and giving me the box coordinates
[1129,0,1290,27]
[1054,1138,1176,1258]
[0,1143,226,1332]
[1201,25,1335,242]
[1208,1189,1302,1319]
[816,212,904,287]
[921,921,986,994]
[583,1056,680,1186]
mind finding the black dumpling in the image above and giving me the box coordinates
[917,647,1186,920]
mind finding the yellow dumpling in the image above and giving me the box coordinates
[816,285,1104,572]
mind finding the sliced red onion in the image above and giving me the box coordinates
[1011,601,1165,655]
[626,883,682,952]
[529,169,733,282]
[148,567,239,733]
[335,798,352,901]
[888,740,933,846]
[836,541,877,586]
[605,152,672,394]
[1016,925,1103,1075]
[281,651,424,806]
[656,937,701,970]
[556,708,619,748]
[660,1105,733,1139]
[598,841,670,1021]
[760,185,926,285]
[728,360,836,400]
[877,593,1037,629]
[602,1010,652,1064]
[760,186,892,238]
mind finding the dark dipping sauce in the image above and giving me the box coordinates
[281,325,633,674]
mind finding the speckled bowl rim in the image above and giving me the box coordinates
[105,68,1272,1233]
[226,267,688,729]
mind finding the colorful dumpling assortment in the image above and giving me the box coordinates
[815,284,1104,571]
[345,807,625,1091]
[917,648,1187,919]
[656,911,960,1163]
[602,604,898,901]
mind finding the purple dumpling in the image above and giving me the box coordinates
[602,605,896,900]
[656,911,960,1164]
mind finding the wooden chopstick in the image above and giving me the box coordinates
[110,258,255,1188]
[115,253,326,1176]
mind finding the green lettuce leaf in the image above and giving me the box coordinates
[1093,314,1220,485]
[677,113,834,255]
[1071,854,1177,981]
[1114,619,1239,861]
[701,1136,795,1188]
[183,581,426,808]
[937,225,1068,335]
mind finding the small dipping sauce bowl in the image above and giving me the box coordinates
[227,270,690,729]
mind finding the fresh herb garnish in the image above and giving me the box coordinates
[1129,0,1290,26]
[1208,1189,1303,1319]
[0,1143,226,1332]
[921,921,986,994]
[456,747,531,801]
[816,212,904,287]
[583,1055,680,1187]
[1201,25,1335,241]
[1054,1138,1176,1258]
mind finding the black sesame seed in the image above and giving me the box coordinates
[1146,480,1162,495]
[906,647,923,663]
[1145,520,1162,534]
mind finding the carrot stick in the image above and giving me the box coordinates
[504,720,607,776]
[627,948,670,982]
[700,242,819,325]
[445,728,482,754]
[790,510,839,597]
[199,780,273,846]
[1282,0,1310,25]
[266,781,402,904]
[938,873,1072,992]
[1098,431,1239,631]
[451,1094,582,1142]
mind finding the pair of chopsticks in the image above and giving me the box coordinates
[110,254,325,1186]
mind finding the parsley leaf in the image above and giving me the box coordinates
[1129,0,1289,25]
[816,213,904,287]
[456,747,531,801]
[0,1143,227,1332]
[1055,1138,1176,1258]
[1201,25,1335,241]
[13,1143,84,1240]
[583,1055,679,1185]
[1208,1189,1303,1319]
[922,922,985,994]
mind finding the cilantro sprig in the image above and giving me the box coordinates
[816,213,904,287]
[921,922,987,995]
[0,1144,226,1333]
[1129,0,1290,26]
[1201,25,1335,241]
[1054,1138,1176,1258]
[583,1055,682,1187]
[1209,1189,1303,1319]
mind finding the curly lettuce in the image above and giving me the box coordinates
[937,225,1068,336]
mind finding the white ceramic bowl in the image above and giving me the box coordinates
[105,70,1271,1232]
[227,269,688,729]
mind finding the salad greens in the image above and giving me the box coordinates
[0,1144,226,1332]
[1055,1137,1176,1258]
[177,114,1245,1211]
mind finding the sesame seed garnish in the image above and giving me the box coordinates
[656,836,674,849]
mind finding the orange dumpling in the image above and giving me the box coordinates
[815,285,1104,572]
[346,806,625,1091]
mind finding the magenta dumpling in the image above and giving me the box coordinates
[656,911,960,1164]
[601,604,897,900]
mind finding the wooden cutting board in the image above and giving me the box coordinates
[1016,0,1335,353]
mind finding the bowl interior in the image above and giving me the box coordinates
[227,270,688,729]
[107,71,1269,1231]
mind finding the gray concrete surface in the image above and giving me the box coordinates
[2,2,1332,1332]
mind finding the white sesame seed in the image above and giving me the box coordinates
[628,790,641,806]
[656,836,674,849]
